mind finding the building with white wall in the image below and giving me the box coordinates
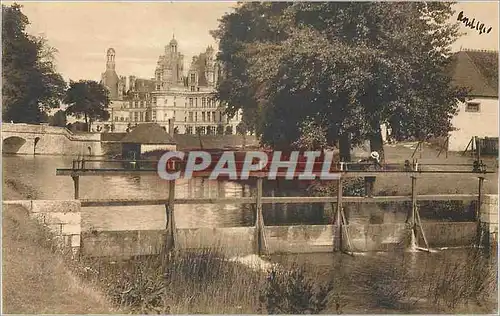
[448,49,498,152]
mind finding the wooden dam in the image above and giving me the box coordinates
[45,156,499,259]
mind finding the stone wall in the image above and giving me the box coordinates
[480,194,498,247]
[81,227,255,258]
[79,222,482,258]
[2,200,81,256]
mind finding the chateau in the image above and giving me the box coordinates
[99,37,242,134]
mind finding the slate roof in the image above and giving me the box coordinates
[451,50,498,98]
[133,78,156,92]
[121,123,177,144]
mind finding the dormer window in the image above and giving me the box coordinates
[466,102,480,112]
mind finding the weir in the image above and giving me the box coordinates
[44,159,498,259]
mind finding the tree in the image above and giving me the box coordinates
[2,3,66,123]
[64,80,110,132]
[48,109,67,127]
[213,2,468,160]
[216,124,224,135]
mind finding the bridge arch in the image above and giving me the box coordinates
[3,136,27,154]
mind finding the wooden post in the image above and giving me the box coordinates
[462,137,473,157]
[477,177,485,222]
[255,177,264,255]
[472,136,476,157]
[335,177,343,252]
[477,137,481,161]
[71,175,79,199]
[411,176,417,228]
[445,136,449,158]
[476,176,485,247]
[165,179,176,251]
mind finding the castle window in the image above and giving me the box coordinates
[129,101,133,108]
[152,111,156,121]
[195,112,198,122]
[202,112,206,122]
[156,85,160,90]
[189,98,193,107]
[212,112,216,122]
[174,102,176,107]
[197,87,200,92]
[466,102,480,112]
[189,112,193,122]
[190,86,195,92]
[134,112,139,121]
[195,98,198,107]
[153,97,157,104]
[202,97,206,107]
[140,101,144,107]
[135,101,139,108]
[190,73,195,83]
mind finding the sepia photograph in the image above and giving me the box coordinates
[2,1,499,314]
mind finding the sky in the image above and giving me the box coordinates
[6,1,499,83]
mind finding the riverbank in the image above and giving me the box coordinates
[2,203,117,314]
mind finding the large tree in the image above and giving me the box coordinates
[213,2,468,160]
[64,80,110,132]
[2,3,66,123]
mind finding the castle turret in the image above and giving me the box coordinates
[205,45,215,87]
[101,48,120,100]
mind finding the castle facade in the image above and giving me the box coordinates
[99,37,242,134]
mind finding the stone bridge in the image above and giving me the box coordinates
[2,123,103,156]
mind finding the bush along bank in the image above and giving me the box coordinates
[75,246,497,314]
[77,249,336,314]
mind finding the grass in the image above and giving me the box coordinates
[2,204,117,314]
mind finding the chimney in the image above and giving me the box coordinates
[168,119,174,136]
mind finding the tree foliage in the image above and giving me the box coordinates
[213,2,468,156]
[2,3,66,123]
[64,80,110,132]
[48,110,67,127]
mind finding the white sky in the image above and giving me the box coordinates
[5,1,499,83]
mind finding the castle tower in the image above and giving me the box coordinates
[188,56,199,88]
[205,45,215,87]
[101,48,119,100]
[118,76,127,100]
[156,35,185,89]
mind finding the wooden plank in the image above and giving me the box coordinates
[56,168,494,177]
[79,194,479,207]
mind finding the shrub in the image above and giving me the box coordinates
[258,264,334,314]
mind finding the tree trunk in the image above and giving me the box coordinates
[339,133,352,162]
[369,121,385,163]
[84,113,89,132]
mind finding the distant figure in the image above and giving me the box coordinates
[359,151,383,197]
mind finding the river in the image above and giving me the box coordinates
[3,155,497,313]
